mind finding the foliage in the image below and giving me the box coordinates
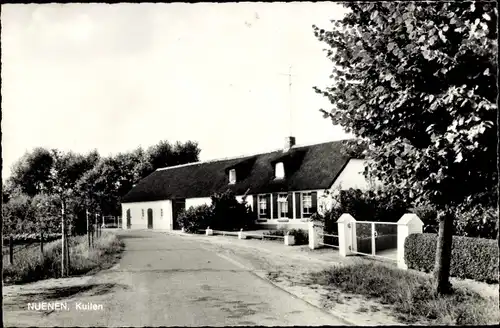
[177,190,255,232]
[2,232,124,285]
[317,187,409,234]
[313,2,497,211]
[177,205,213,233]
[3,233,61,245]
[310,261,498,325]
[405,233,498,283]
[287,228,309,245]
[210,190,255,231]
[411,203,498,239]
[4,140,201,229]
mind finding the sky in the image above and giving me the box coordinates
[1,2,351,180]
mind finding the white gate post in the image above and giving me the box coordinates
[308,221,324,249]
[337,214,357,257]
[397,214,423,269]
[206,226,213,236]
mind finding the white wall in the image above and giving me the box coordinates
[121,200,173,230]
[330,159,371,191]
[185,197,212,209]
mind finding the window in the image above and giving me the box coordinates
[302,192,312,216]
[275,162,285,179]
[258,195,267,217]
[141,209,145,219]
[278,193,288,218]
[229,169,236,184]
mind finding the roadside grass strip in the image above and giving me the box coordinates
[308,261,499,325]
[3,232,125,285]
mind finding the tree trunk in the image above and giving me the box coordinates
[61,201,66,277]
[433,209,454,295]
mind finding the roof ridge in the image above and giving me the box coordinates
[155,138,355,172]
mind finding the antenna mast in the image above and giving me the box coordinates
[279,65,295,137]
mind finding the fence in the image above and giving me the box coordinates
[309,213,424,269]
[102,216,122,228]
[203,227,293,245]
[2,233,60,265]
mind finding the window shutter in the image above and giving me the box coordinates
[295,192,301,219]
[287,192,293,218]
[311,191,318,214]
[253,196,258,219]
[272,193,278,219]
[265,194,271,218]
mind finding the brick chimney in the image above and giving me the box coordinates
[284,136,296,152]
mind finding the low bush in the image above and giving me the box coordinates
[177,205,213,233]
[2,232,124,285]
[310,261,498,325]
[287,229,309,245]
[405,233,498,283]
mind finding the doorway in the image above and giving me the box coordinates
[172,199,186,230]
[147,208,153,229]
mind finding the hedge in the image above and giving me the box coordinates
[405,233,499,283]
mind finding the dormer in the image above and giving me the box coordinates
[271,148,307,180]
[275,162,285,179]
[229,168,236,184]
[224,156,257,184]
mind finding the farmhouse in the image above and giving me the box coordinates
[121,137,373,230]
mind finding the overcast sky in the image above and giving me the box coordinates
[1,2,351,180]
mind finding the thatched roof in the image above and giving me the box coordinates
[122,140,355,203]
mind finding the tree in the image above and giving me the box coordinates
[8,147,54,196]
[313,2,497,294]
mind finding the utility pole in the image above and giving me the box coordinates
[278,65,296,137]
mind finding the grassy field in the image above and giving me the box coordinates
[309,261,499,325]
[3,232,124,285]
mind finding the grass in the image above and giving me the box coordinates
[309,261,499,325]
[3,232,124,285]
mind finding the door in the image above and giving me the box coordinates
[172,199,186,230]
[147,208,153,229]
[126,209,131,229]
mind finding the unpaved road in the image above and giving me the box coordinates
[3,230,348,327]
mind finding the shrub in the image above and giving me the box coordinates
[318,187,409,234]
[288,228,309,245]
[411,204,499,239]
[405,233,499,283]
[177,205,213,233]
[453,205,498,239]
[210,190,255,231]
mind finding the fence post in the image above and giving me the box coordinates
[308,221,324,250]
[284,232,295,246]
[371,222,376,256]
[206,227,213,236]
[397,214,424,270]
[40,230,44,255]
[238,228,245,240]
[337,214,357,257]
[9,235,13,264]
